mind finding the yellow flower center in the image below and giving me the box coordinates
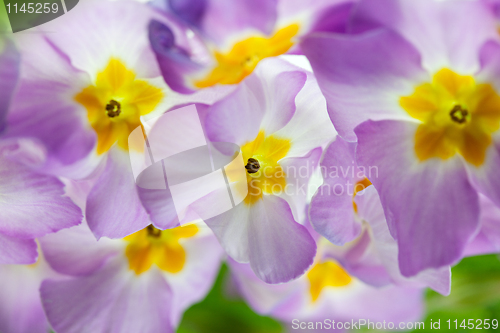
[400,68,500,167]
[194,24,300,88]
[240,131,291,205]
[124,224,198,275]
[307,260,352,303]
[75,58,164,154]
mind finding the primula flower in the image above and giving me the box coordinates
[301,0,500,276]
[309,137,451,295]
[141,58,336,284]
[0,254,58,333]
[228,229,425,331]
[39,197,223,333]
[0,139,82,264]
[148,0,356,93]
[4,0,225,239]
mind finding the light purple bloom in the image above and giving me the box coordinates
[228,227,426,332]
[138,58,336,284]
[301,0,500,276]
[5,0,228,239]
[39,179,224,333]
[310,137,451,294]
[0,139,82,264]
[149,0,355,93]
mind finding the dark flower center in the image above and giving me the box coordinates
[105,99,121,118]
[450,105,469,124]
[245,158,260,174]
[147,225,162,238]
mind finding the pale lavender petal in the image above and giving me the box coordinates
[255,60,306,135]
[86,148,150,239]
[467,42,500,207]
[41,258,173,333]
[465,194,500,255]
[301,29,426,141]
[280,147,322,223]
[40,223,121,276]
[0,234,37,265]
[0,264,51,333]
[0,148,82,239]
[205,59,306,145]
[355,186,451,295]
[310,137,363,245]
[352,0,498,73]
[4,35,95,171]
[227,258,305,317]
[198,0,277,45]
[247,196,316,284]
[272,71,336,158]
[328,283,424,324]
[204,202,251,263]
[205,74,266,146]
[164,230,224,325]
[42,0,168,79]
[355,120,480,277]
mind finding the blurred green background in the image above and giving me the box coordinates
[177,254,500,333]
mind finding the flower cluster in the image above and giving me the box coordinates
[1,0,500,332]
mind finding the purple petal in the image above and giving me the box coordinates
[205,74,267,145]
[309,137,363,245]
[247,196,316,284]
[198,0,277,45]
[166,232,224,325]
[280,147,322,223]
[352,0,498,73]
[0,234,37,265]
[204,202,251,263]
[205,60,306,145]
[4,35,95,171]
[355,186,451,295]
[149,20,204,94]
[355,120,480,277]
[465,194,500,256]
[40,223,121,276]
[0,264,51,333]
[301,29,426,141]
[86,148,150,239]
[41,0,168,79]
[0,148,82,239]
[167,0,207,27]
[272,71,337,157]
[41,258,173,333]
[0,40,20,134]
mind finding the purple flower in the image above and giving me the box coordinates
[310,137,451,294]
[4,0,229,239]
[141,58,337,284]
[149,0,355,92]
[228,226,426,330]
[39,178,223,333]
[301,0,500,276]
